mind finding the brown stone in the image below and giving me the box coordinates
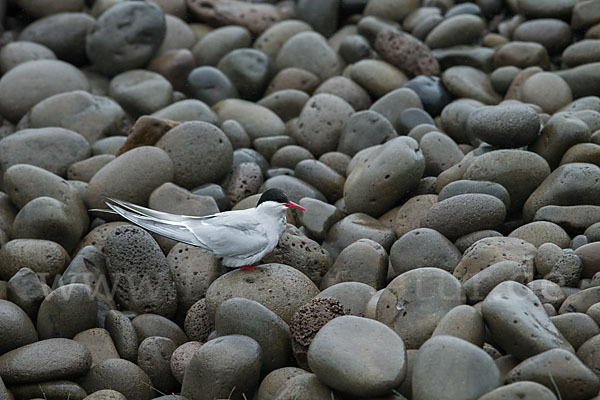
[115,116,179,156]
[374,29,440,77]
[187,0,286,35]
[575,242,600,278]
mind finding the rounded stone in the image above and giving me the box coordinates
[294,160,344,203]
[508,222,571,248]
[316,282,376,316]
[85,146,174,209]
[187,66,238,106]
[337,110,397,157]
[314,76,371,111]
[421,194,506,241]
[104,225,178,318]
[521,73,573,114]
[156,121,232,189]
[0,239,70,282]
[344,136,425,217]
[27,91,130,144]
[467,103,541,148]
[0,127,90,178]
[271,145,315,169]
[513,18,572,55]
[295,94,354,157]
[464,149,551,212]
[137,336,177,395]
[412,336,501,400]
[36,283,97,340]
[505,349,599,398]
[184,298,212,343]
[0,60,89,123]
[217,48,272,101]
[0,41,56,74]
[439,180,511,210]
[390,228,461,275]
[205,264,319,324]
[551,313,600,350]
[256,367,308,400]
[215,297,291,374]
[420,131,464,176]
[425,14,485,49]
[257,90,309,122]
[374,29,440,78]
[0,338,92,384]
[79,359,154,400]
[348,59,408,98]
[276,31,342,81]
[193,26,251,66]
[131,314,188,347]
[376,268,465,349]
[181,335,262,400]
[0,299,38,354]
[432,305,485,346]
[265,68,320,96]
[575,242,600,279]
[19,12,95,66]
[170,341,202,384]
[108,70,172,116]
[442,66,501,105]
[463,260,532,304]
[6,267,49,321]
[482,281,574,360]
[308,315,406,397]
[478,381,558,400]
[85,2,166,76]
[213,99,286,140]
[494,41,551,70]
[272,372,334,400]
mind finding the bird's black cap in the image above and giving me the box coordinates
[257,188,289,205]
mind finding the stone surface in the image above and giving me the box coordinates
[467,103,540,148]
[0,239,70,282]
[478,382,558,400]
[412,336,501,400]
[482,281,574,360]
[276,32,342,81]
[0,299,38,354]
[376,268,465,349]
[0,338,92,384]
[308,316,406,397]
[375,29,440,77]
[137,336,178,394]
[79,358,154,400]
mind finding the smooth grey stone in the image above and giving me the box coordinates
[170,341,203,384]
[556,62,600,99]
[376,268,465,349]
[308,316,406,397]
[434,45,494,72]
[404,75,452,117]
[68,155,115,182]
[104,225,177,318]
[294,160,344,203]
[517,0,575,19]
[187,66,238,106]
[181,335,262,400]
[323,213,396,259]
[397,107,435,135]
[298,197,344,241]
[271,145,315,170]
[131,313,188,347]
[276,31,343,81]
[19,12,95,65]
[321,239,388,290]
[0,298,38,354]
[442,65,501,105]
[425,14,485,49]
[0,59,89,123]
[482,281,574,360]
[85,2,166,76]
[412,335,501,400]
[467,103,540,148]
[192,26,251,66]
[108,70,172,116]
[36,283,97,340]
[273,373,339,400]
[0,41,56,74]
[339,34,376,64]
[390,228,461,275]
[137,336,178,395]
[104,310,138,362]
[261,175,327,203]
[317,281,377,316]
[85,146,174,209]
[0,338,92,384]
[432,305,485,346]
[156,121,233,189]
[91,136,127,156]
[213,98,287,140]
[551,312,600,350]
[478,382,557,400]
[184,298,212,343]
[297,0,338,36]
[258,90,309,122]
[233,148,269,173]
[220,119,251,150]
[191,183,230,212]
[439,98,485,144]
[253,136,297,160]
[215,298,292,374]
[256,367,309,400]
[491,66,521,94]
[151,99,218,124]
[79,358,154,400]
[254,20,313,60]
[9,380,86,400]
[337,110,397,157]
[0,127,90,177]
[217,48,272,101]
[509,221,571,249]
[6,267,50,321]
[344,136,425,217]
[420,131,464,176]
[464,260,531,303]
[313,76,372,111]
[439,180,511,210]
[370,88,424,133]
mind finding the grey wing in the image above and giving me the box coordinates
[189,212,270,258]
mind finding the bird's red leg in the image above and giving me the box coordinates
[240,265,256,270]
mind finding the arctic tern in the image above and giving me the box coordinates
[101,188,306,269]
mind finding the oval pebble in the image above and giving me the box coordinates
[0,299,38,354]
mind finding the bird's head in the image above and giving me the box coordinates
[257,188,306,213]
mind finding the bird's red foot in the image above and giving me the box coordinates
[240,265,256,270]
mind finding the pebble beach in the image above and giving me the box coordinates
[0,0,600,399]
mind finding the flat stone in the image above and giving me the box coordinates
[536,206,600,233]
[559,286,600,314]
[151,99,217,125]
[376,268,465,349]
[108,70,172,116]
[0,338,92,384]
[412,336,501,400]
[317,282,377,316]
[482,281,574,360]
[425,15,485,49]
[308,315,406,397]
[213,99,286,140]
[506,349,599,399]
